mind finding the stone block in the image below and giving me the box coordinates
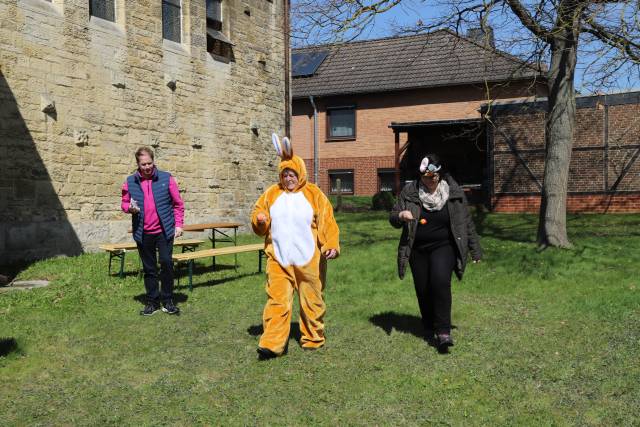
[164,74,177,91]
[13,179,36,200]
[5,222,40,251]
[40,93,56,114]
[74,129,89,146]
[72,221,112,247]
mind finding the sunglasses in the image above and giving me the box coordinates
[425,163,440,173]
[423,163,441,176]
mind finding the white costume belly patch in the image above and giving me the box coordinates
[270,192,315,266]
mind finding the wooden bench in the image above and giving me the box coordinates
[172,243,265,291]
[100,239,205,278]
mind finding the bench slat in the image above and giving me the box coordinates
[172,243,264,262]
[182,222,242,231]
[100,239,205,252]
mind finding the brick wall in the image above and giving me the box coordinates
[0,0,286,265]
[488,92,640,213]
[292,80,543,195]
[304,156,395,196]
[492,194,640,213]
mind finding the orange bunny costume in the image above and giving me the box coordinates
[251,134,340,357]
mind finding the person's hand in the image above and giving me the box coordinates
[174,227,183,238]
[128,198,140,214]
[256,213,267,224]
[399,210,414,222]
[324,249,338,259]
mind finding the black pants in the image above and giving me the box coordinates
[137,233,174,303]
[409,243,457,335]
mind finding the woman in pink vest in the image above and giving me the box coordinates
[121,147,184,316]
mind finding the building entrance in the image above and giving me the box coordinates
[391,119,487,205]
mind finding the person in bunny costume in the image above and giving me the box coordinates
[251,134,340,360]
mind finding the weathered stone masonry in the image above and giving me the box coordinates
[486,92,640,213]
[0,0,286,266]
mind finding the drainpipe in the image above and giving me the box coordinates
[284,0,291,136]
[309,95,318,184]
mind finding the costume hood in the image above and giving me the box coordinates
[272,133,307,191]
[278,155,307,191]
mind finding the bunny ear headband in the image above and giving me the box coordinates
[272,133,293,160]
[419,157,441,174]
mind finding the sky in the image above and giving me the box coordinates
[292,1,640,94]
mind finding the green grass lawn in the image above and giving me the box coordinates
[1,210,639,425]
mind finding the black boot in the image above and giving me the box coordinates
[257,347,280,361]
[436,334,454,353]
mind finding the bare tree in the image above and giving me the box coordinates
[292,0,640,248]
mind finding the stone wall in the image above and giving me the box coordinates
[487,91,640,213]
[0,0,286,266]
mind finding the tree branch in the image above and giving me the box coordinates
[582,20,640,63]
[504,0,553,43]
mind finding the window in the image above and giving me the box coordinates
[206,0,234,61]
[378,169,396,193]
[206,0,222,30]
[327,106,356,140]
[329,170,354,195]
[90,0,115,21]
[162,0,181,43]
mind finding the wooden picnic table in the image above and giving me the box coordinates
[173,243,265,291]
[99,238,205,278]
[182,222,243,269]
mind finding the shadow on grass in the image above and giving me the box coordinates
[175,271,262,291]
[247,322,302,345]
[133,292,189,304]
[370,312,458,351]
[0,338,19,357]
[472,211,538,243]
[345,231,397,248]
[109,270,141,279]
[370,312,425,339]
[566,215,640,238]
[472,210,640,243]
[174,263,236,275]
[106,263,237,280]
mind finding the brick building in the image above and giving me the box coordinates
[485,92,640,213]
[0,0,288,266]
[291,30,546,197]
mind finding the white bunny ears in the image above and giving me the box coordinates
[272,133,293,160]
[419,156,442,174]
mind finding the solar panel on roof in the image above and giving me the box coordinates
[292,50,329,77]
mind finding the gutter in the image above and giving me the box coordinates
[291,75,547,100]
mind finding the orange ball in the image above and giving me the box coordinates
[420,218,427,225]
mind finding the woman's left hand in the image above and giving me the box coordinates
[174,227,183,238]
[325,249,338,259]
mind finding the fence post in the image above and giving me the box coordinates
[336,178,342,212]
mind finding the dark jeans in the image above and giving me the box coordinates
[137,233,174,303]
[409,242,456,335]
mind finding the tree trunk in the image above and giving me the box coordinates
[537,28,579,248]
